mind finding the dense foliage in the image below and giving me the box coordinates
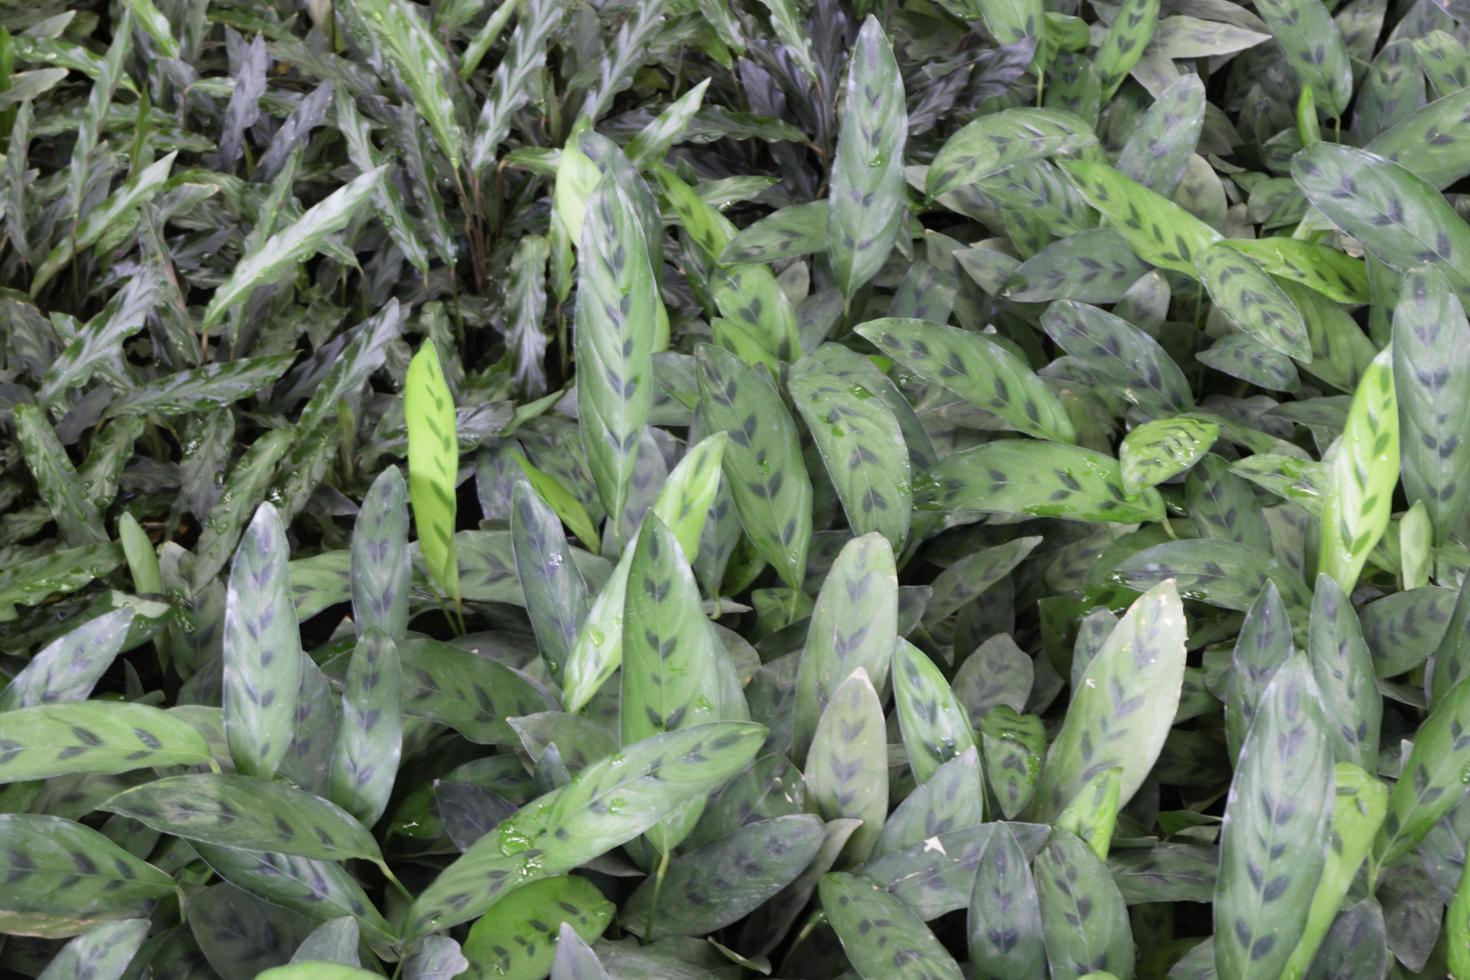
[5,0,1470,976]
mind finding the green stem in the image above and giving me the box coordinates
[643,844,672,942]
[378,860,415,905]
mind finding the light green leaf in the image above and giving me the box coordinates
[1318,348,1399,593]
[406,340,461,606]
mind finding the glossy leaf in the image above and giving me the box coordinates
[0,702,210,782]
[406,341,461,606]
[463,876,614,977]
[804,668,888,864]
[1318,348,1399,593]
[1035,829,1135,980]
[328,628,402,828]
[820,872,963,980]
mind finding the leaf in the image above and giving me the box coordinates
[927,108,1096,200]
[925,536,1041,624]
[980,707,1045,819]
[463,876,614,977]
[398,636,554,744]
[875,747,984,856]
[893,639,977,784]
[720,202,829,264]
[1117,75,1205,195]
[1214,655,1333,980]
[920,439,1165,524]
[328,628,402,829]
[1034,581,1187,818]
[1197,242,1311,360]
[105,354,298,417]
[1113,539,1314,619]
[1391,266,1470,542]
[695,344,812,588]
[1308,574,1382,771]
[1040,300,1193,417]
[1223,237,1369,305]
[406,340,461,606]
[1292,144,1470,298]
[1198,334,1301,392]
[262,966,377,980]
[788,353,911,549]
[513,480,590,685]
[1374,675,1470,868]
[1254,0,1354,117]
[404,936,470,980]
[403,722,765,939]
[468,0,567,175]
[13,403,107,546]
[351,0,462,167]
[804,668,889,864]
[223,503,303,780]
[624,815,825,936]
[0,702,210,783]
[509,451,600,554]
[37,918,149,980]
[0,813,174,938]
[857,318,1074,443]
[827,18,907,297]
[100,773,382,863]
[1119,415,1220,495]
[1318,348,1399,593]
[0,607,133,710]
[1002,230,1152,304]
[1034,829,1135,980]
[1062,159,1222,276]
[1095,0,1160,100]
[188,884,314,980]
[819,872,964,980]
[350,466,410,640]
[200,167,383,329]
[792,533,897,760]
[550,923,610,980]
[976,0,1044,45]
[576,175,657,525]
[967,824,1045,979]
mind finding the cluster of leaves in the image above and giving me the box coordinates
[11,0,1470,976]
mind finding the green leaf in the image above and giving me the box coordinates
[1186,455,1273,551]
[1117,75,1204,195]
[1095,0,1160,100]
[925,536,1041,624]
[920,439,1165,524]
[200,167,383,329]
[720,201,829,264]
[1034,581,1187,818]
[1002,230,1152,304]
[576,175,657,525]
[513,480,590,685]
[105,354,298,418]
[0,607,133,710]
[1113,539,1313,619]
[695,344,812,588]
[350,0,462,168]
[1035,829,1135,980]
[967,824,1045,979]
[1198,242,1311,360]
[1307,574,1381,771]
[875,746,984,856]
[788,352,911,549]
[468,0,567,175]
[188,884,314,980]
[1054,767,1123,860]
[223,503,303,780]
[350,466,410,640]
[406,340,461,606]
[1223,237,1369,305]
[828,17,907,297]
[893,639,976,784]
[1318,348,1399,593]
[1254,0,1354,117]
[37,918,149,980]
[328,628,402,828]
[259,966,379,980]
[1119,415,1220,495]
[820,872,964,980]
[1062,159,1222,277]
[624,814,824,937]
[980,706,1045,819]
[463,876,614,977]
[792,533,897,760]
[100,773,382,862]
[976,0,1044,45]
[1374,675,1470,868]
[398,636,554,744]
[0,702,210,782]
[927,108,1096,200]
[1040,300,1193,417]
[1214,655,1333,980]
[804,668,889,864]
[192,429,295,590]
[1280,762,1388,979]
[0,813,175,938]
[1292,144,1470,299]
[13,403,107,546]
[1392,266,1470,542]
[857,318,1074,443]
[1224,582,1294,762]
[403,722,765,938]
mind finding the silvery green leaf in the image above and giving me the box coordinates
[804,668,888,864]
[13,403,106,546]
[1117,75,1205,195]
[469,0,567,175]
[828,18,907,297]
[820,872,963,980]
[1035,829,1135,980]
[463,876,613,976]
[1255,0,1354,117]
[967,824,1045,980]
[893,639,977,785]
[875,747,983,857]
[349,0,462,167]
[0,702,210,783]
[223,504,302,780]
[36,918,148,980]
[328,628,402,828]
[1224,583,1294,760]
[1002,231,1152,304]
[1307,574,1381,770]
[188,884,314,980]
[928,109,1097,200]
[290,917,359,967]
[0,608,132,710]
[350,467,410,641]
[105,355,298,418]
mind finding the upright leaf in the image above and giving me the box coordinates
[1254,0,1354,117]
[1318,348,1398,592]
[328,629,402,828]
[223,504,303,780]
[406,341,460,606]
[1035,829,1135,980]
[819,872,963,980]
[828,17,907,297]
[351,0,462,167]
[804,668,888,864]
[351,466,410,640]
[968,824,1045,979]
[893,639,976,784]
[1308,574,1381,770]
